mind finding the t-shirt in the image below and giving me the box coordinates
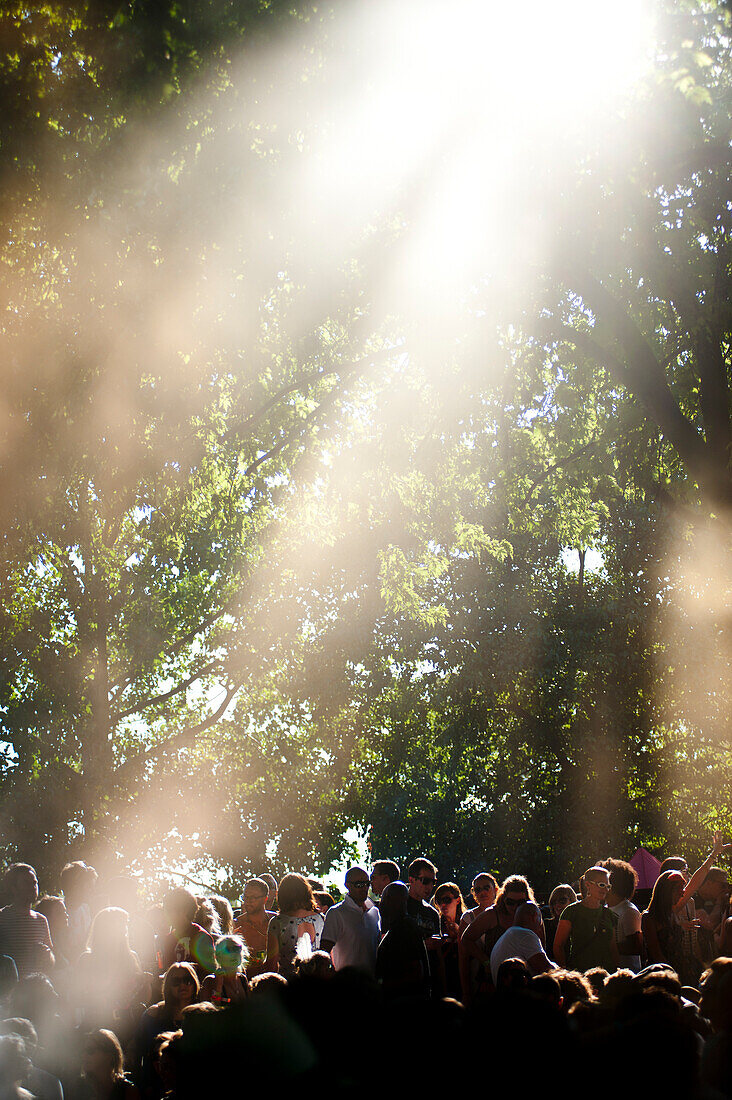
[321,895,381,973]
[610,898,642,972]
[559,902,617,973]
[406,896,440,938]
[490,927,550,984]
[0,905,53,978]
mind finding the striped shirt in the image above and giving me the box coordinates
[0,905,52,977]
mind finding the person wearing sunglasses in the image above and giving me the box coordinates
[320,866,381,974]
[552,865,619,973]
[406,858,445,995]
[458,873,498,1002]
[234,879,275,977]
[460,875,537,1001]
[433,883,466,999]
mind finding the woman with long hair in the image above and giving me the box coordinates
[82,1029,139,1099]
[71,908,144,1040]
[459,875,536,1002]
[433,882,466,1000]
[264,874,324,979]
[643,834,725,985]
[134,964,199,1100]
[544,884,578,961]
[458,872,498,1003]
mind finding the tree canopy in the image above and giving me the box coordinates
[1,0,731,894]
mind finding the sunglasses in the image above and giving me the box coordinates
[436,896,458,906]
[349,881,370,888]
[504,896,527,907]
[418,876,436,885]
[244,893,267,901]
[474,885,494,895]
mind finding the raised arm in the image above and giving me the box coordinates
[674,833,725,913]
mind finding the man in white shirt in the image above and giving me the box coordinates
[490,902,554,984]
[321,866,381,974]
[602,858,643,972]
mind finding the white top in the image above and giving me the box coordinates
[610,898,642,972]
[321,895,381,973]
[490,926,549,984]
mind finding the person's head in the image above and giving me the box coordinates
[82,1028,124,1084]
[293,950,335,980]
[699,867,730,902]
[260,873,278,910]
[0,1018,38,1059]
[313,892,335,914]
[249,972,287,998]
[379,881,409,932]
[208,895,234,935]
[277,873,317,916]
[495,957,530,992]
[345,866,371,905]
[0,1034,30,1088]
[434,883,466,922]
[548,884,577,920]
[162,962,199,1009]
[163,887,198,931]
[214,935,247,975]
[8,973,58,1028]
[647,871,686,924]
[87,906,132,956]
[497,875,534,915]
[659,856,689,883]
[471,873,498,907]
[531,972,562,1008]
[515,901,543,932]
[600,859,638,903]
[60,861,98,908]
[700,958,732,1031]
[581,866,611,903]
[35,895,69,942]
[407,858,437,901]
[370,860,400,898]
[3,864,39,908]
[242,878,270,916]
[193,899,221,936]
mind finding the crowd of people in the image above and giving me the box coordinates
[1,834,732,1095]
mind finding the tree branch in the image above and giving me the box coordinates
[112,681,240,786]
[111,659,223,721]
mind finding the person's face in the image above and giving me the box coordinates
[12,870,38,907]
[585,873,610,901]
[169,974,196,1006]
[473,879,497,908]
[346,873,371,904]
[552,895,572,920]
[498,965,530,991]
[409,870,437,901]
[243,885,268,916]
[435,892,459,921]
[216,943,242,975]
[370,870,391,897]
[502,889,528,917]
[83,1047,114,1083]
